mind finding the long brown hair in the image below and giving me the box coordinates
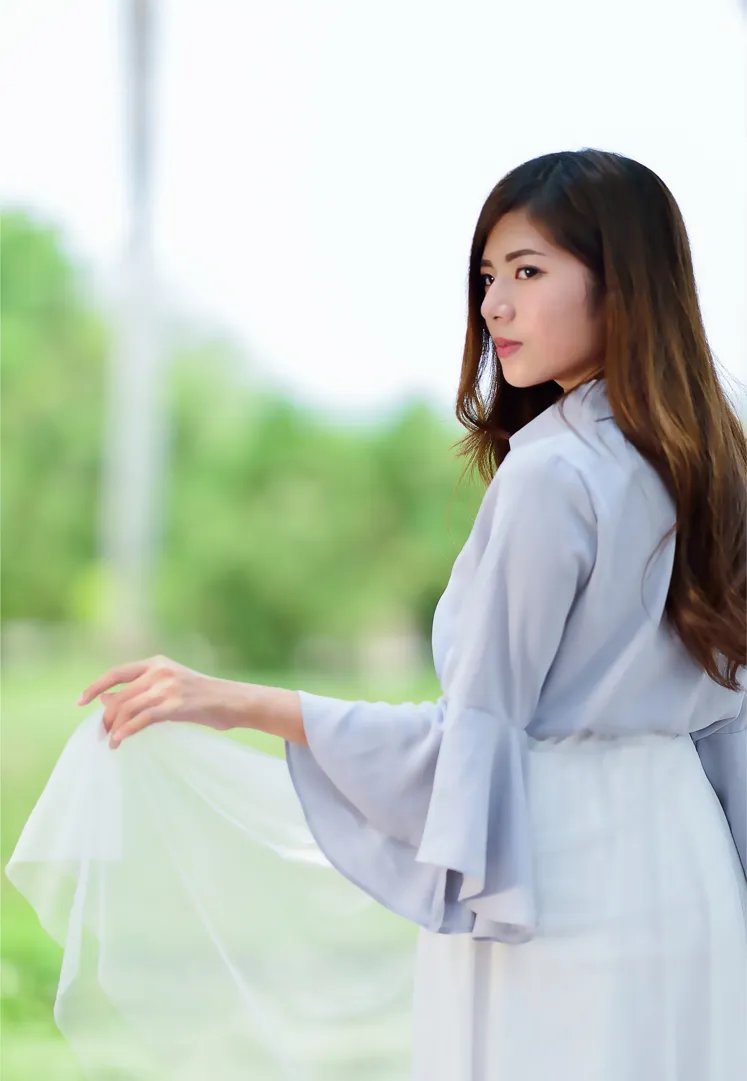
[454,148,746,690]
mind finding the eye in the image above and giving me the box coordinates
[480,266,542,288]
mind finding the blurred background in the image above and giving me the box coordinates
[1,0,745,1076]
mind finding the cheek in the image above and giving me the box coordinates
[535,290,595,349]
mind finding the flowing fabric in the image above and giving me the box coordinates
[5,707,417,1080]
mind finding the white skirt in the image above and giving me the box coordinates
[6,716,746,1079]
[412,731,747,1081]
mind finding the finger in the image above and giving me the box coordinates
[99,673,164,730]
[77,661,152,706]
[110,697,170,747]
[108,684,169,741]
[101,694,138,733]
[100,693,116,731]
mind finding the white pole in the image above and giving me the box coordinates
[98,0,166,657]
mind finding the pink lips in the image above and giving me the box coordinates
[493,338,522,358]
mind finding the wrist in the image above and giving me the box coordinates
[220,678,308,746]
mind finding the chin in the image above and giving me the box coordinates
[500,367,551,390]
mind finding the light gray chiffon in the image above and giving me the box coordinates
[286,381,746,947]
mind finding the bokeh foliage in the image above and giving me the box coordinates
[1,209,484,670]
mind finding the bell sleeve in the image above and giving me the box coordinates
[285,453,598,943]
[692,694,747,880]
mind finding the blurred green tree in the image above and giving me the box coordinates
[1,211,107,621]
[1,211,483,672]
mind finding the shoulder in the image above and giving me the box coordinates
[489,445,596,516]
[501,409,643,514]
[474,448,598,552]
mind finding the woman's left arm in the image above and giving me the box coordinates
[76,658,309,747]
[77,454,597,945]
[223,680,309,745]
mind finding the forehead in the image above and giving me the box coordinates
[481,209,556,257]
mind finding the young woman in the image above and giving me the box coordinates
[11,149,747,1079]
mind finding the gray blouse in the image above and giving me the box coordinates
[285,377,747,945]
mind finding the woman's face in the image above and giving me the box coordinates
[479,209,604,391]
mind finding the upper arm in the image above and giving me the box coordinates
[444,453,598,725]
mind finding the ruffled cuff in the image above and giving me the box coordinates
[286,690,470,934]
[286,693,537,944]
[415,706,537,943]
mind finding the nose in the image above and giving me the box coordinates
[480,281,514,323]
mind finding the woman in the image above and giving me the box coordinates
[9,149,747,1080]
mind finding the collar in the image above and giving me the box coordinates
[508,378,614,451]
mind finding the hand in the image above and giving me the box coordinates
[77,654,239,749]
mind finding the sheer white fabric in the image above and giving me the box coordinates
[6,707,417,1080]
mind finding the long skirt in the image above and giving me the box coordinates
[6,717,746,1079]
[412,731,747,1081]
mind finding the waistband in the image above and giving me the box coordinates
[527,730,689,751]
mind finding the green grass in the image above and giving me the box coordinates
[1,655,440,1079]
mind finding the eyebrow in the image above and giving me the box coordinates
[479,248,547,268]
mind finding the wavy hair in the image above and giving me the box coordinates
[454,148,746,690]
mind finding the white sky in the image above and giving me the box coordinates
[1,0,745,419]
